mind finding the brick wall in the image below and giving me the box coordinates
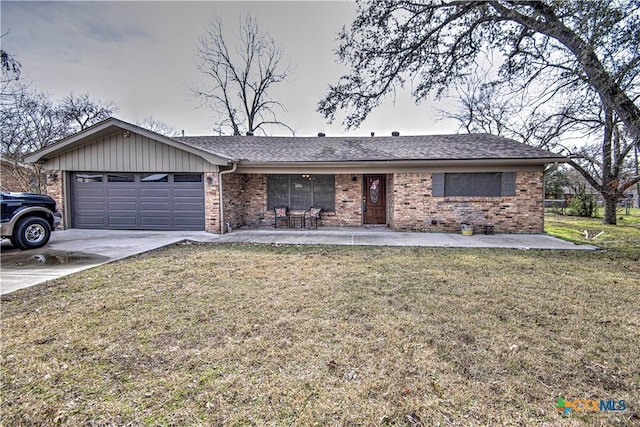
[323,174,362,227]
[46,170,64,229]
[386,174,395,230]
[220,171,544,233]
[390,171,544,233]
[222,173,267,229]
[225,173,362,228]
[204,172,220,233]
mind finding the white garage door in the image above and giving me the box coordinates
[72,172,205,230]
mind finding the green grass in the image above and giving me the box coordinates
[545,208,640,257]
[2,242,639,426]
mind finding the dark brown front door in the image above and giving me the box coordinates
[364,175,386,224]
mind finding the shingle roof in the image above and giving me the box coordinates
[174,133,565,163]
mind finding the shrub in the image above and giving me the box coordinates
[567,188,596,217]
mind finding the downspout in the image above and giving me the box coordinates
[218,162,238,234]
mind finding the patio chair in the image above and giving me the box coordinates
[304,207,322,229]
[274,206,290,228]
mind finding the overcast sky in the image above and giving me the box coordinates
[2,1,460,137]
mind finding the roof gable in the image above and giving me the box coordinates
[23,118,230,166]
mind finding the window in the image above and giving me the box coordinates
[141,173,168,183]
[174,174,202,183]
[108,173,134,183]
[267,174,335,211]
[432,172,516,197]
[75,174,103,183]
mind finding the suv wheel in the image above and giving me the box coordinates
[13,217,51,250]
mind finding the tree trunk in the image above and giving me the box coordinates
[603,195,617,225]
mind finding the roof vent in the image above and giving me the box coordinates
[391,131,400,136]
[317,132,326,137]
[246,131,254,136]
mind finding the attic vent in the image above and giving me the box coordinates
[391,131,400,136]
[318,132,326,137]
[246,131,254,136]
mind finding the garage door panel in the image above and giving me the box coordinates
[140,202,171,211]
[176,188,204,198]
[107,188,137,197]
[175,203,204,211]
[76,187,105,197]
[140,216,171,226]
[108,201,137,210]
[73,173,205,230]
[75,215,106,226]
[140,188,170,197]
[108,216,138,226]
[79,201,107,211]
[174,217,205,226]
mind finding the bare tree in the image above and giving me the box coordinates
[445,72,639,224]
[136,116,179,137]
[567,108,639,224]
[318,1,640,142]
[193,14,294,136]
[442,74,577,151]
[1,85,117,193]
[1,85,62,192]
[1,31,23,104]
[59,92,116,132]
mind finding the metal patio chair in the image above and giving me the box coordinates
[274,206,290,228]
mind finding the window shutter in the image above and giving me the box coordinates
[502,172,516,196]
[432,173,444,196]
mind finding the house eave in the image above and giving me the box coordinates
[234,157,567,174]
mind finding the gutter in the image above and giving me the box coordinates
[218,162,238,234]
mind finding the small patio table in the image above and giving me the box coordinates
[289,211,305,228]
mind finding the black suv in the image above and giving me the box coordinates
[1,192,62,250]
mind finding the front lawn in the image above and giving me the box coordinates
[2,243,638,426]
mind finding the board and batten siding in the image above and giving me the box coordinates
[46,131,218,173]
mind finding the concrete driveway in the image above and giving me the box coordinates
[0,229,219,295]
[1,228,597,295]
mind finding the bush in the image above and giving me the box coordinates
[567,189,596,217]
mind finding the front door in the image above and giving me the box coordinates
[364,175,386,224]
